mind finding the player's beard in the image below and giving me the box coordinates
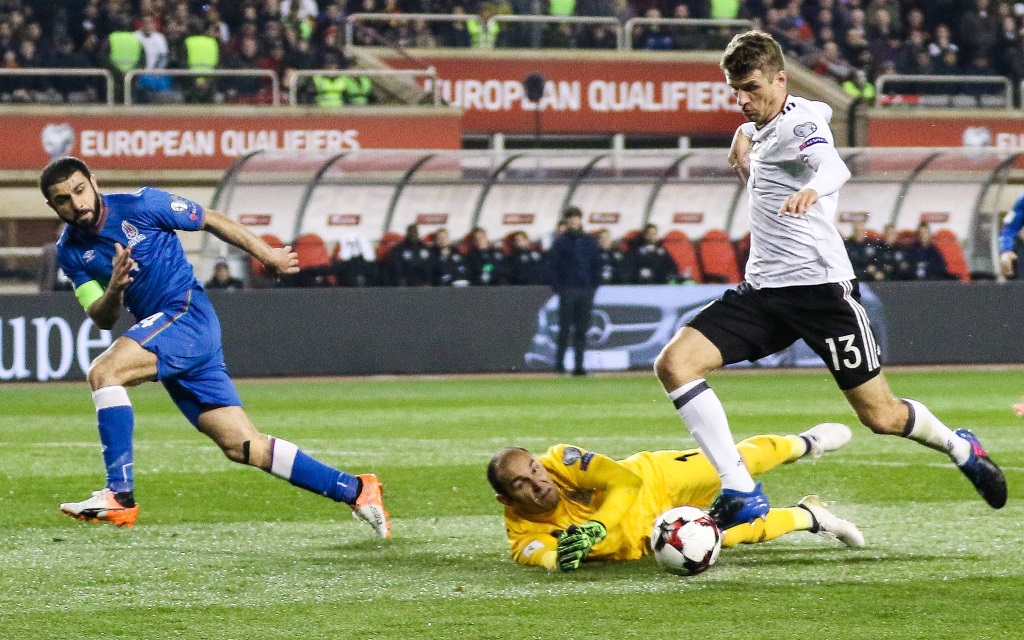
[73,191,103,230]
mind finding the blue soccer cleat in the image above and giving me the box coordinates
[955,429,1007,509]
[708,482,770,530]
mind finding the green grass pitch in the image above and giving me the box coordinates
[1,369,1022,639]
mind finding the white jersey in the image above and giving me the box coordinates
[742,94,855,288]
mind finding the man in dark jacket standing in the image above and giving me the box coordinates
[545,207,602,376]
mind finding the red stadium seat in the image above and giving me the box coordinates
[932,229,970,282]
[250,233,285,280]
[697,229,741,283]
[895,229,918,247]
[734,232,751,278]
[294,233,335,286]
[375,231,404,262]
[661,230,702,283]
[619,229,642,252]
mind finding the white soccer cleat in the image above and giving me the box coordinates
[800,422,852,458]
[59,488,139,528]
[797,495,864,548]
[350,474,391,539]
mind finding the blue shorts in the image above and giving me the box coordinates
[124,288,242,426]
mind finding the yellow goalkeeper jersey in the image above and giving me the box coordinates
[503,444,724,569]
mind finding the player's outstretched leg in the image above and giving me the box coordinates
[799,422,853,458]
[265,437,392,538]
[954,429,1007,509]
[60,386,139,527]
[797,495,864,548]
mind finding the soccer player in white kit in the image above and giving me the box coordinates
[653,31,1006,530]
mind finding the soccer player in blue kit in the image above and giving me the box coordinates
[41,156,390,538]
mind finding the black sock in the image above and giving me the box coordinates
[114,490,135,508]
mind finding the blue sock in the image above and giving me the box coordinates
[92,386,134,494]
[268,437,360,503]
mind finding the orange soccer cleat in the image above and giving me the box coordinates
[350,474,391,539]
[59,488,139,528]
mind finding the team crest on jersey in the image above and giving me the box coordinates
[121,221,147,248]
[170,197,189,213]
[793,122,817,137]
[83,249,95,262]
[562,447,582,466]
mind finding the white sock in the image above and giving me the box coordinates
[669,379,755,492]
[903,399,971,465]
[268,436,298,480]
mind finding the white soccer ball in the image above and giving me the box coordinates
[650,506,722,576]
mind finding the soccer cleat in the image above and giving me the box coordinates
[797,495,865,548]
[1013,403,1024,417]
[59,488,139,528]
[800,422,853,458]
[954,429,1007,509]
[708,482,770,530]
[350,474,391,539]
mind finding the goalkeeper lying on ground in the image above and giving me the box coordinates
[487,423,863,571]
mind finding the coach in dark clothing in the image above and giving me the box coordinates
[545,206,602,376]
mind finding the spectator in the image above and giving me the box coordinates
[596,228,629,285]
[51,36,103,103]
[844,220,883,281]
[908,223,953,280]
[106,13,142,80]
[876,223,914,281]
[281,0,319,22]
[464,227,505,285]
[545,206,602,376]
[634,9,674,50]
[183,19,221,103]
[134,14,173,102]
[928,24,959,63]
[437,5,473,48]
[430,228,470,286]
[205,258,245,291]
[222,36,269,102]
[341,57,373,105]
[542,22,577,48]
[384,224,432,286]
[842,68,876,103]
[670,4,710,51]
[815,40,853,82]
[311,52,345,106]
[959,0,1000,63]
[581,23,619,49]
[505,231,546,285]
[626,223,676,284]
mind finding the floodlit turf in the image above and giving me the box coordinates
[1,369,1022,639]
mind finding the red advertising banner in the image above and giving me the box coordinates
[1,109,461,171]
[868,113,1024,148]
[383,54,743,136]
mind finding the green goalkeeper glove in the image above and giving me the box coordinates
[556,521,607,572]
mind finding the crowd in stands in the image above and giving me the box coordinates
[2,1,1024,104]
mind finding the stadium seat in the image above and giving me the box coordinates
[932,229,970,282]
[661,230,702,283]
[375,231,404,262]
[619,229,643,252]
[697,229,741,283]
[734,233,751,278]
[895,229,918,247]
[249,233,285,284]
[294,233,335,286]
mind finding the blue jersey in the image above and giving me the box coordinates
[56,187,205,321]
[998,193,1024,253]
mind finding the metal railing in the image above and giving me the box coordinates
[622,17,752,50]
[345,12,482,49]
[287,68,441,106]
[124,69,281,106]
[487,15,624,49]
[0,68,115,106]
[876,74,1013,109]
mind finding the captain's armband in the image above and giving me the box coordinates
[74,280,104,311]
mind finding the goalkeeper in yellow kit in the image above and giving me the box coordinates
[487,423,863,571]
